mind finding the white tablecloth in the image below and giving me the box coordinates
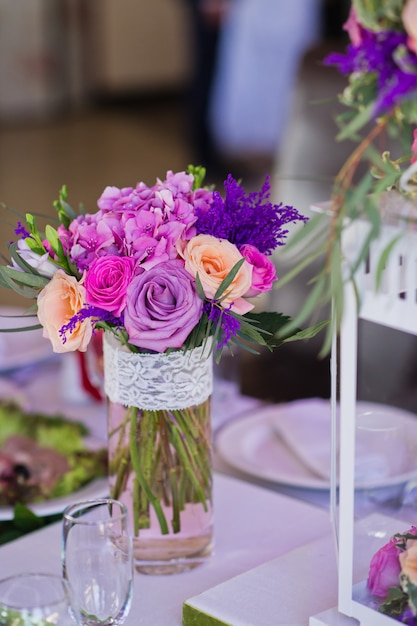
[0,355,336,624]
[0,473,333,625]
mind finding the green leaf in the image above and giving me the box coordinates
[236,320,269,346]
[278,274,330,336]
[375,233,403,291]
[24,213,45,249]
[0,267,43,298]
[0,323,42,333]
[53,185,78,228]
[230,336,263,355]
[282,320,329,342]
[280,211,328,252]
[44,224,60,255]
[195,272,206,301]
[13,504,44,532]
[244,311,291,335]
[24,236,47,257]
[187,164,207,189]
[0,266,48,288]
[348,172,375,215]
[336,102,374,141]
[274,243,327,290]
[214,258,245,300]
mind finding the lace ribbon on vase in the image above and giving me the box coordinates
[103,333,213,410]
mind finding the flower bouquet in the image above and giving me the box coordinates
[0,165,324,571]
[368,524,417,624]
[284,0,417,352]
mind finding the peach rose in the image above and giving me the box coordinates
[403,0,417,55]
[182,234,253,314]
[400,540,417,585]
[37,269,93,353]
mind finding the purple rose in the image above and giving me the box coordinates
[367,538,402,597]
[84,255,138,316]
[124,260,202,352]
[240,244,277,297]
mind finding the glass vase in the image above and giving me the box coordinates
[103,332,214,575]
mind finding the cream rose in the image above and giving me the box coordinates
[403,0,417,54]
[400,540,417,585]
[182,234,253,314]
[37,269,93,353]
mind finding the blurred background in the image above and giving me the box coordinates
[0,0,353,401]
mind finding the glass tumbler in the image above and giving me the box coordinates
[0,572,80,625]
[62,498,133,626]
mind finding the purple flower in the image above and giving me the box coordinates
[324,29,417,116]
[14,221,31,239]
[204,301,240,348]
[59,305,122,344]
[124,260,202,352]
[196,175,307,255]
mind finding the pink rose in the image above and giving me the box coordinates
[84,255,138,316]
[182,234,254,315]
[343,7,363,47]
[403,0,417,55]
[124,260,202,352]
[367,538,402,597]
[240,244,277,297]
[37,270,93,353]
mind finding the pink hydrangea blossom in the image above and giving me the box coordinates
[61,171,210,274]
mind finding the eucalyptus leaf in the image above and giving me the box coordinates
[277,274,329,336]
[336,103,374,141]
[195,272,206,301]
[375,234,403,291]
[282,320,329,342]
[274,242,327,290]
[0,268,42,298]
[279,212,328,252]
[214,258,245,300]
[0,266,48,288]
[0,323,42,333]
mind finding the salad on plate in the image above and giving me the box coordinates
[0,399,107,507]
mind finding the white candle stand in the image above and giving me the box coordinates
[310,200,417,625]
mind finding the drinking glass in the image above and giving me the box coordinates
[0,572,81,625]
[62,498,133,626]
